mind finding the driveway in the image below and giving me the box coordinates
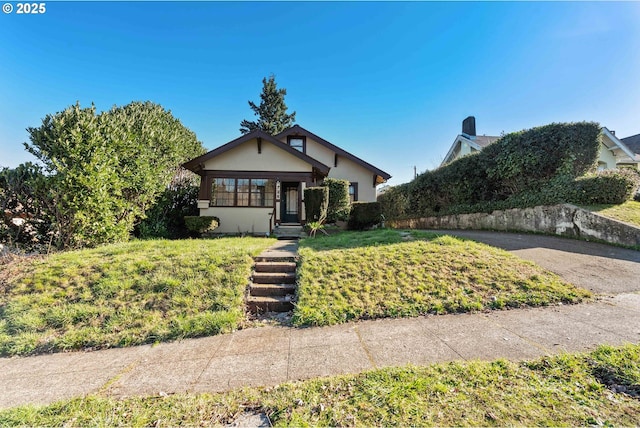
[432,230,640,295]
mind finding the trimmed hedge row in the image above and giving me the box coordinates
[571,168,640,204]
[304,186,329,222]
[322,178,350,223]
[379,122,618,219]
[348,202,382,230]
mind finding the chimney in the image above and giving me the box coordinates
[462,116,476,136]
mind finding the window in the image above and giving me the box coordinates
[212,178,235,206]
[211,178,275,207]
[287,136,305,153]
[348,183,358,203]
[251,179,275,207]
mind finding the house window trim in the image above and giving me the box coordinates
[211,178,276,208]
[349,182,359,202]
[287,135,306,154]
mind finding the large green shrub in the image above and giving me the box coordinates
[303,187,329,222]
[570,169,640,205]
[382,122,601,220]
[348,202,382,230]
[378,183,410,219]
[322,178,350,222]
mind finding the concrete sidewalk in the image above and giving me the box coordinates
[1,293,639,409]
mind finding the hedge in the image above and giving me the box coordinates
[184,216,219,235]
[379,122,602,220]
[570,169,640,205]
[304,186,329,222]
[348,202,382,230]
[322,178,350,222]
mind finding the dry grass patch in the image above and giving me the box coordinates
[293,230,590,326]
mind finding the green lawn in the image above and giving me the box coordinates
[1,343,638,426]
[0,238,275,356]
[580,200,640,228]
[293,230,591,326]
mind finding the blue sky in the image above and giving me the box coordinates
[1,1,639,185]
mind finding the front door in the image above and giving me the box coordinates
[281,182,299,223]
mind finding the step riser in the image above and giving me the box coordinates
[247,299,294,313]
[250,285,296,297]
[252,274,296,284]
[254,263,296,273]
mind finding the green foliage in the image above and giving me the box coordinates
[377,184,410,219]
[136,169,200,239]
[23,101,205,249]
[348,202,381,230]
[184,216,219,234]
[303,186,329,222]
[381,122,602,220]
[239,75,296,135]
[571,169,640,205]
[0,163,52,251]
[321,178,351,223]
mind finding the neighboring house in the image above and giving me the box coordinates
[440,116,499,166]
[183,125,391,234]
[619,132,640,170]
[441,116,640,170]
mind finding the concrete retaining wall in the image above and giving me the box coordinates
[388,204,640,247]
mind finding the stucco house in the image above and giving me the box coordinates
[182,125,391,234]
[441,116,640,171]
[440,116,499,166]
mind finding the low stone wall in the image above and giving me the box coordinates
[388,204,640,247]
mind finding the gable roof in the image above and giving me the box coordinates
[441,133,500,166]
[275,125,391,182]
[601,128,639,163]
[182,129,330,175]
[621,133,640,156]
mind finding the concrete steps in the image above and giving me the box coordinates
[273,224,306,240]
[247,257,297,314]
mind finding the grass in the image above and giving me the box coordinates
[292,229,591,326]
[0,238,275,356]
[580,200,640,228]
[1,343,638,426]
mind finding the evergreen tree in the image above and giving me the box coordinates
[240,75,296,135]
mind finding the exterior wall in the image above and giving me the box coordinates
[304,137,378,202]
[598,143,618,170]
[203,139,311,172]
[198,206,273,235]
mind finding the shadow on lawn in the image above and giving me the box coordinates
[299,229,440,252]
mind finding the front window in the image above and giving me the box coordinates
[212,178,235,206]
[288,136,305,153]
[251,179,275,207]
[211,178,275,207]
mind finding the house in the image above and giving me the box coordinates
[182,125,391,234]
[441,116,640,170]
[618,132,640,170]
[440,116,499,166]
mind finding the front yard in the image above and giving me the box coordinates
[293,230,591,326]
[0,238,275,356]
[1,229,593,356]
